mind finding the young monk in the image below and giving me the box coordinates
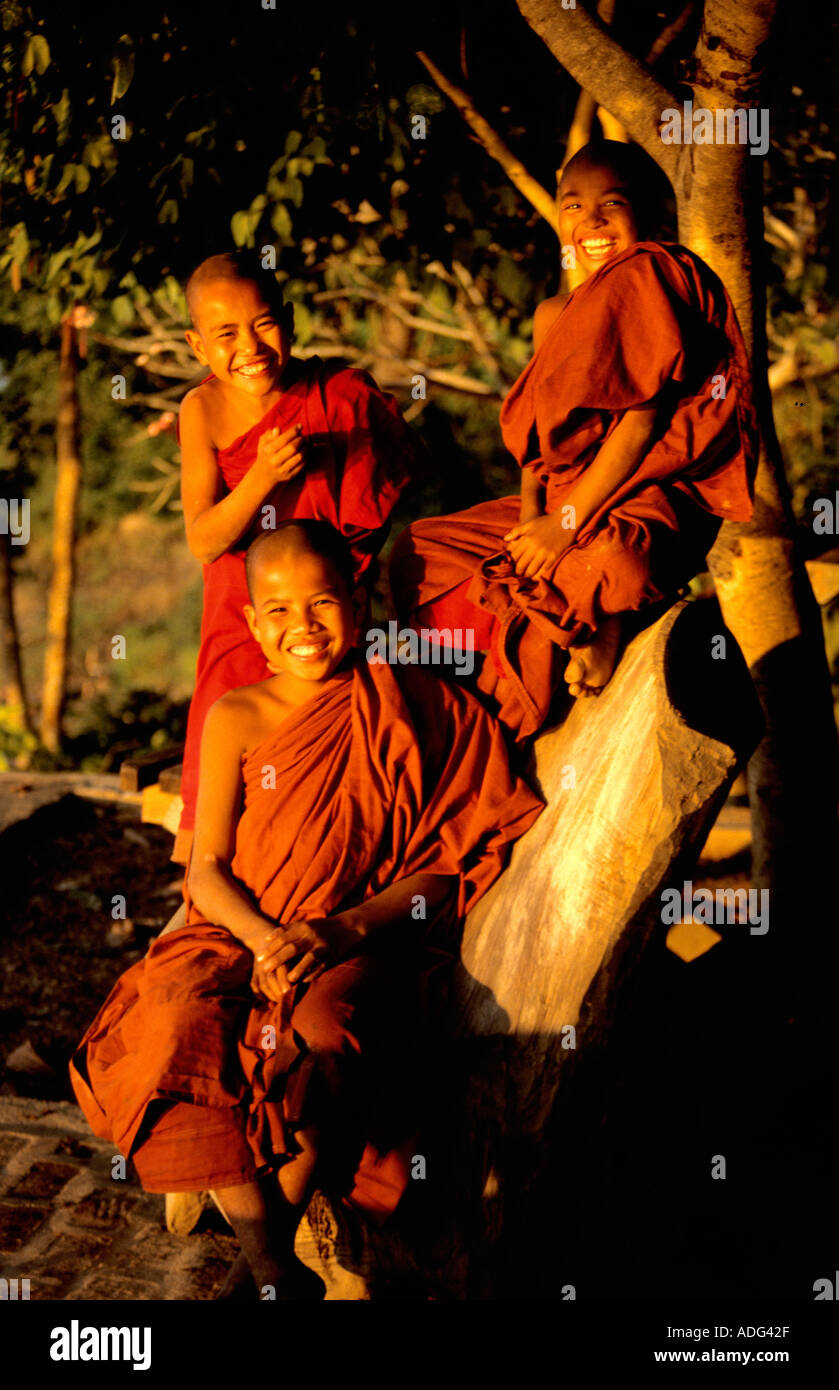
[70,520,542,1299]
[175,251,423,863]
[390,141,757,739]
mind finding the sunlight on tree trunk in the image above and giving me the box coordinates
[0,530,32,734]
[41,315,83,754]
[515,0,838,915]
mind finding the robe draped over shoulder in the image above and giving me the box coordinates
[177,359,423,858]
[70,658,542,1218]
[390,243,758,738]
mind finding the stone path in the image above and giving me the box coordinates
[0,1096,237,1300]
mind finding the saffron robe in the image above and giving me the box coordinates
[70,659,543,1221]
[390,243,758,738]
[176,358,422,861]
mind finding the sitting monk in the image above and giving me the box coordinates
[390,140,758,740]
[175,250,424,864]
[70,520,543,1299]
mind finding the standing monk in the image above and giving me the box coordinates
[390,141,757,739]
[70,521,542,1299]
[175,251,423,863]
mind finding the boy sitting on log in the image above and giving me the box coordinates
[390,140,757,740]
[70,520,542,1299]
[174,251,424,864]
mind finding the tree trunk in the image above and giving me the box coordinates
[682,8,839,914]
[40,316,83,753]
[513,0,839,919]
[0,529,32,733]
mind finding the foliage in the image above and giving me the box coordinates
[0,701,37,768]
[0,0,837,756]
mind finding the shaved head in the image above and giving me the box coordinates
[245,521,357,601]
[185,251,285,327]
[559,140,671,239]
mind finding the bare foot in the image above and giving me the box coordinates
[564,616,621,698]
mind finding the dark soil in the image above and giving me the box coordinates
[0,795,180,1098]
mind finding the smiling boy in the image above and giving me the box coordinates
[174,252,422,863]
[390,140,757,737]
[71,520,542,1299]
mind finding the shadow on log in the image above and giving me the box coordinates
[295,597,763,1298]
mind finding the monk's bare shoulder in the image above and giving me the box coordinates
[533,294,571,352]
[179,379,224,446]
[205,681,291,759]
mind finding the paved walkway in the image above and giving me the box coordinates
[0,1096,237,1300]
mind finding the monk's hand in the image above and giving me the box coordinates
[249,925,294,1004]
[255,422,305,489]
[256,919,334,988]
[504,512,575,582]
[251,956,292,1005]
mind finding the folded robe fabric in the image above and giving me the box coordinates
[70,658,543,1219]
[176,358,422,858]
[390,242,758,739]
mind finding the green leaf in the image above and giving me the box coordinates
[111,35,135,103]
[284,130,303,156]
[292,302,313,346]
[158,199,179,224]
[74,165,90,194]
[22,35,50,77]
[52,90,71,133]
[9,224,30,264]
[55,163,76,195]
[270,203,292,241]
[230,209,251,246]
[304,136,329,163]
[405,83,446,115]
[46,248,72,283]
[284,175,304,208]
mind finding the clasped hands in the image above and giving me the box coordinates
[249,914,360,1005]
[504,510,575,582]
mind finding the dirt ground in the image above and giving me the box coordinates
[0,793,179,1098]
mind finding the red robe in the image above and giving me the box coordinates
[390,243,758,738]
[70,659,543,1222]
[176,358,421,862]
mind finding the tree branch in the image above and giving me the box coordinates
[514,0,680,176]
[415,50,559,233]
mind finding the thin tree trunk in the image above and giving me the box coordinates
[40,316,82,753]
[680,9,839,914]
[0,528,32,733]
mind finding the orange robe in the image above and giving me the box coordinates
[176,358,422,863]
[390,242,758,738]
[70,659,542,1222]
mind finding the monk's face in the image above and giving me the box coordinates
[244,548,363,684]
[558,162,639,278]
[185,278,292,398]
